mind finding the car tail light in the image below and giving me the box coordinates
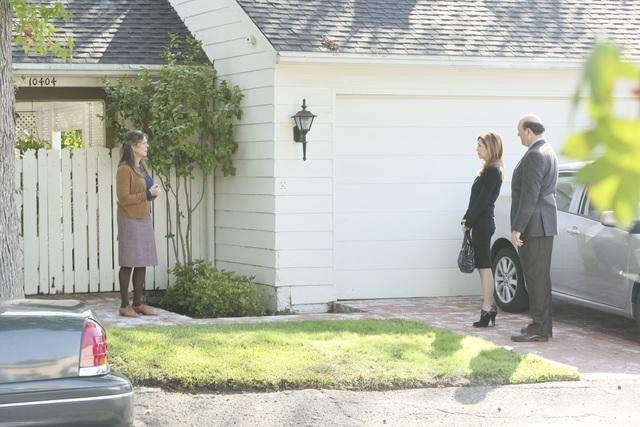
[79,318,109,376]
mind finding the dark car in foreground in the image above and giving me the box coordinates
[491,163,640,329]
[0,299,133,427]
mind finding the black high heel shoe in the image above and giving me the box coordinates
[473,310,493,327]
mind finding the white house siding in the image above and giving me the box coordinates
[272,70,334,311]
[169,0,282,307]
[168,2,638,312]
[273,62,608,304]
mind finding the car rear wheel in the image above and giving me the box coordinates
[492,246,529,312]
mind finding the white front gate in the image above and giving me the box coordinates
[15,147,214,295]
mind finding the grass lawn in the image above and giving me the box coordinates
[107,319,578,392]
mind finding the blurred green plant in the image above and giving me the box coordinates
[11,0,73,60]
[61,129,83,149]
[563,42,640,226]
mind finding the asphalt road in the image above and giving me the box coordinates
[132,376,640,427]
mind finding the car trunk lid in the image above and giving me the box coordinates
[0,299,94,384]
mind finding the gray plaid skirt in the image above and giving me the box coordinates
[117,208,158,267]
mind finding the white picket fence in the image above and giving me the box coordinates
[15,147,214,295]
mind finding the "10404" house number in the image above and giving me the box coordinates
[27,77,57,87]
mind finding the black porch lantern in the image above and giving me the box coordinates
[292,99,316,161]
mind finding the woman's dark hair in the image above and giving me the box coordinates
[522,121,545,135]
[119,130,148,174]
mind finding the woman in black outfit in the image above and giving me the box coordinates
[462,132,504,327]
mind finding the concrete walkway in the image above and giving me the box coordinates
[342,297,640,377]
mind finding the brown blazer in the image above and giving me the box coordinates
[116,164,150,219]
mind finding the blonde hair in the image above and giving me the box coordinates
[477,131,505,180]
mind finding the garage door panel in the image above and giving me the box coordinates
[334,126,486,156]
[335,240,461,270]
[334,140,536,168]
[335,95,563,127]
[336,268,478,299]
[335,156,477,183]
[334,94,542,299]
[335,183,468,212]
[335,212,464,241]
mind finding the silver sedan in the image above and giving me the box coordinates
[490,163,640,329]
[0,299,133,426]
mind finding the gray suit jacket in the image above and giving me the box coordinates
[511,139,559,237]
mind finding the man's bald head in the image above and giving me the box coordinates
[517,114,545,147]
[518,114,545,135]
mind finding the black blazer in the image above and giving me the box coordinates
[463,164,502,228]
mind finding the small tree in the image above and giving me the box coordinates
[563,42,640,226]
[104,35,243,265]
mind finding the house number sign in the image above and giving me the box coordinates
[28,77,57,87]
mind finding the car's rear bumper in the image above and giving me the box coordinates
[0,372,133,427]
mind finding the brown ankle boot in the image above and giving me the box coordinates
[119,305,138,317]
[133,304,156,316]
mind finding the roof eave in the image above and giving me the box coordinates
[13,63,164,76]
[276,51,588,69]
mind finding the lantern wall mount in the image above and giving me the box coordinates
[291,98,316,161]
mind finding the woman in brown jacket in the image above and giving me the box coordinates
[116,130,161,317]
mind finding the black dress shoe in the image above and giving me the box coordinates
[520,326,553,338]
[511,333,549,342]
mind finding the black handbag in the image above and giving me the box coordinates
[457,230,475,273]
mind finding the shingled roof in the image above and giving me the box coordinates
[236,0,640,60]
[13,0,193,65]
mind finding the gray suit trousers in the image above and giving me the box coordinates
[519,236,554,336]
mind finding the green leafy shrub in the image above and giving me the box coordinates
[61,129,83,149]
[160,260,265,318]
[15,134,50,155]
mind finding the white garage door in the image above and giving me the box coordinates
[334,94,570,300]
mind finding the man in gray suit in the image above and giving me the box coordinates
[510,114,558,342]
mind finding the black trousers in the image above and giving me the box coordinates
[519,235,554,337]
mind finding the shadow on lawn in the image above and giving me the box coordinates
[429,328,561,405]
[456,348,520,404]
